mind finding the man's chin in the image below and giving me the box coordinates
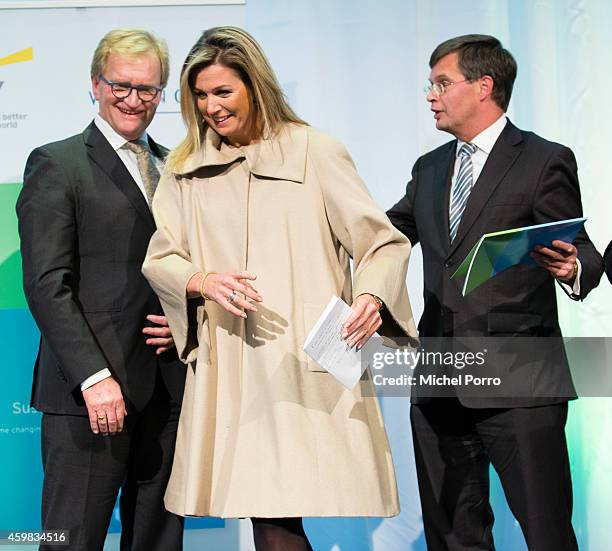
[114,123,146,142]
[436,121,455,135]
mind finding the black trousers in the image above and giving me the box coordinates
[411,398,577,551]
[39,376,183,551]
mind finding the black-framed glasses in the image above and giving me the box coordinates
[99,74,163,102]
[424,79,470,97]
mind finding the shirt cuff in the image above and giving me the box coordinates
[558,258,582,297]
[80,368,112,391]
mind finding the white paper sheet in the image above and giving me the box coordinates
[303,296,381,389]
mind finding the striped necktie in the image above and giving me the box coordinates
[122,140,160,206]
[449,142,478,242]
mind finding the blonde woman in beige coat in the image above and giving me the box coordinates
[142,26,418,550]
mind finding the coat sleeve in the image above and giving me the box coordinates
[16,146,111,390]
[532,145,603,300]
[309,133,418,342]
[142,170,201,363]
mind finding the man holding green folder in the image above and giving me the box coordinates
[387,35,603,551]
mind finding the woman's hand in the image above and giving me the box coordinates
[342,293,383,349]
[187,271,262,318]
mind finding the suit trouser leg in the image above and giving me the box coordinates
[411,399,578,551]
[411,399,495,551]
[40,413,130,551]
[119,377,183,551]
[476,403,577,551]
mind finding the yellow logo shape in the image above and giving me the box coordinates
[0,48,33,67]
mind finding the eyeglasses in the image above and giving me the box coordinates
[98,74,163,102]
[424,79,470,97]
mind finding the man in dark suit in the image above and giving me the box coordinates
[16,29,185,551]
[387,35,603,550]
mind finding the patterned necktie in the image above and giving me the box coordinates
[122,140,160,206]
[449,142,478,242]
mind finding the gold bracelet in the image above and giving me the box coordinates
[199,271,216,300]
[357,293,384,311]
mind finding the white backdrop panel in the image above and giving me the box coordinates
[0,4,244,183]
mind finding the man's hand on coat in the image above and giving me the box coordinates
[143,314,174,355]
[343,294,383,349]
[82,377,127,435]
[531,239,578,284]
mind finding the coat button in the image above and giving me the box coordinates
[444,259,453,268]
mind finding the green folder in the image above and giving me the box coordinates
[452,217,586,296]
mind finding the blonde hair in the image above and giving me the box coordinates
[91,28,170,86]
[168,26,307,172]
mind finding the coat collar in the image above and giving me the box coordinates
[177,123,308,183]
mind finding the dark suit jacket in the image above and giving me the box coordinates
[17,121,185,415]
[604,241,612,284]
[388,120,603,407]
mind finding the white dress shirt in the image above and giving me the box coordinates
[93,114,164,200]
[450,114,581,298]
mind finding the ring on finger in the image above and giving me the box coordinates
[228,290,237,304]
[97,415,106,422]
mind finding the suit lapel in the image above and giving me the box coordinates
[449,121,524,255]
[83,122,156,231]
[148,136,169,162]
[432,142,456,253]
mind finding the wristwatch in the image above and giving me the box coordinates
[571,261,578,280]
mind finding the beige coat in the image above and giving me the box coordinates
[142,123,417,518]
